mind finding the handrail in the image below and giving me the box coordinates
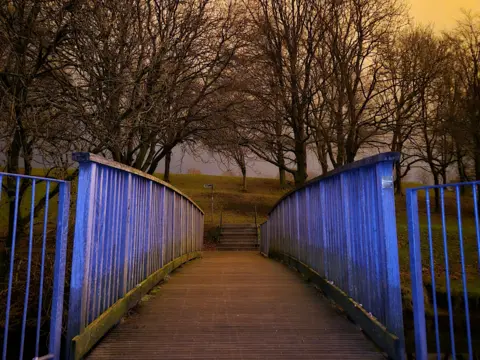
[268,152,399,215]
[72,153,204,214]
[67,154,204,359]
[260,152,405,359]
[219,210,223,231]
[254,205,258,245]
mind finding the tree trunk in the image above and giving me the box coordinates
[241,166,247,192]
[335,96,345,166]
[475,137,480,182]
[433,173,440,213]
[279,167,286,188]
[6,128,23,248]
[277,145,286,188]
[294,140,307,187]
[456,146,468,195]
[163,150,172,183]
[315,138,329,174]
[275,118,286,188]
[394,161,403,196]
[0,248,7,284]
[475,141,480,210]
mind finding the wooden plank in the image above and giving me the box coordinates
[86,252,385,360]
[269,250,403,360]
[71,251,201,360]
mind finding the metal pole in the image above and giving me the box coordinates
[211,186,214,224]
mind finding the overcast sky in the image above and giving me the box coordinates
[409,0,480,31]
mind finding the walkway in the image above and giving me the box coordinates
[86,252,385,359]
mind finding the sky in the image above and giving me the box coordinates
[409,0,480,31]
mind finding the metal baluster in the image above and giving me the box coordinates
[35,181,50,358]
[473,184,480,275]
[20,180,36,359]
[455,187,473,359]
[425,191,441,358]
[440,188,456,357]
[2,177,20,360]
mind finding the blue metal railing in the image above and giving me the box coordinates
[407,181,480,359]
[260,152,405,358]
[0,172,70,360]
[66,153,204,357]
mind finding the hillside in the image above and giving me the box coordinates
[162,173,291,225]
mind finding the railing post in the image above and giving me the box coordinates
[375,161,405,359]
[220,210,223,231]
[66,161,98,359]
[340,173,354,298]
[406,189,427,360]
[49,182,71,359]
[254,205,258,245]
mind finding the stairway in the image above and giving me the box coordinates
[216,224,259,251]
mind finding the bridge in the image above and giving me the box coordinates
[1,152,479,360]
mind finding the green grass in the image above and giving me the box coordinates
[159,173,292,226]
[395,189,480,311]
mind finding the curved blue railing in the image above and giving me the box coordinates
[260,152,405,359]
[66,153,204,359]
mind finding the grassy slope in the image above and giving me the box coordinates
[162,173,290,226]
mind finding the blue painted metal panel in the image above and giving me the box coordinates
[66,154,204,359]
[258,153,405,357]
[0,173,70,360]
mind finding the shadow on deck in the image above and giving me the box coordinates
[86,252,385,360]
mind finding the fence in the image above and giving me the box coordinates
[0,173,70,360]
[260,152,405,359]
[66,153,204,359]
[407,181,480,359]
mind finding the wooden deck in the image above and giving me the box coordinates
[86,252,385,359]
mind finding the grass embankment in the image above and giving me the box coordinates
[163,173,289,225]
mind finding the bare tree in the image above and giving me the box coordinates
[378,26,445,194]
[240,0,325,186]
[203,118,253,191]
[0,0,83,260]
[311,0,405,170]
[409,34,456,210]
[67,0,241,174]
[449,11,480,184]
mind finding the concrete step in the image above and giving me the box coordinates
[220,234,257,239]
[218,241,258,246]
[220,226,256,231]
[220,232,257,236]
[216,244,259,251]
[220,241,258,245]
[220,236,257,240]
[216,248,259,251]
[217,243,259,248]
[221,223,256,228]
